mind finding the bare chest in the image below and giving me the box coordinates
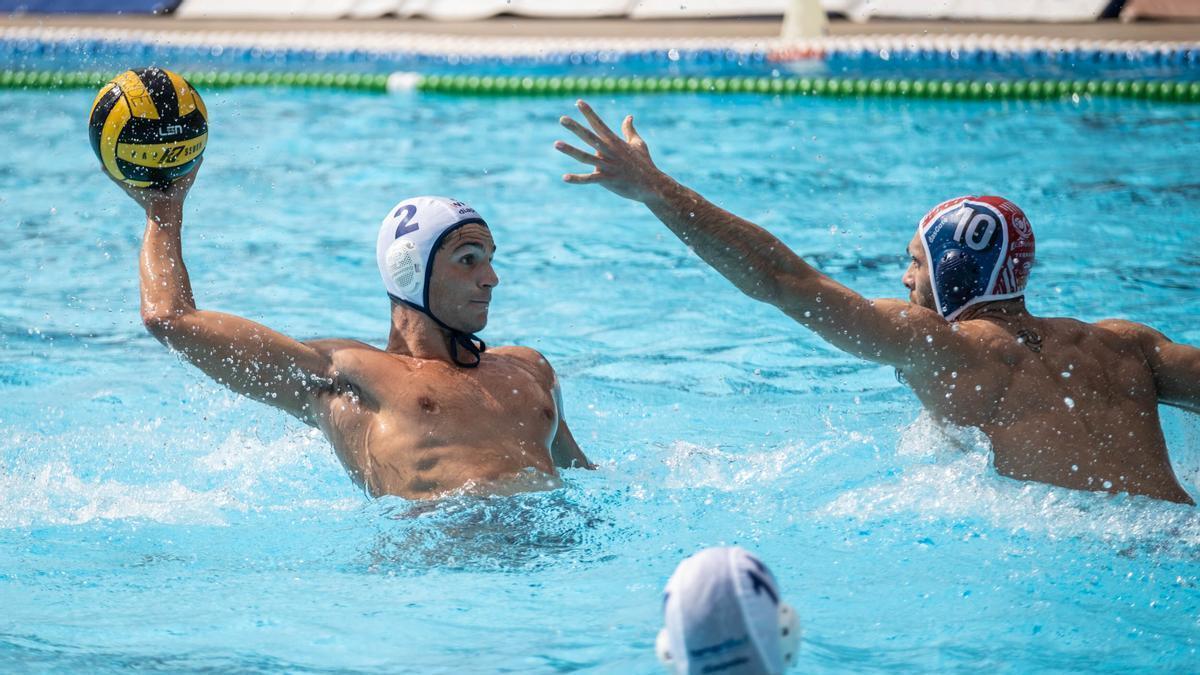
[382,365,557,438]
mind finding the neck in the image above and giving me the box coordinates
[385,304,456,363]
[957,297,1030,322]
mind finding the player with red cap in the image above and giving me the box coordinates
[557,100,1199,504]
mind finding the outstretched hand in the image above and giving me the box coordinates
[105,156,203,222]
[555,100,666,203]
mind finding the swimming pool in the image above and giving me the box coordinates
[2,39,1200,672]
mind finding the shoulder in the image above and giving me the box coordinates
[489,345,557,381]
[304,336,384,362]
[948,318,1021,356]
[1094,319,1173,358]
[1094,319,1168,349]
[490,345,553,369]
[304,339,405,386]
[306,338,382,354]
[1095,318,1165,339]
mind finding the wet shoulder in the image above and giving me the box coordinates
[1037,317,1156,390]
[487,346,556,387]
[1093,318,1161,351]
[315,339,388,371]
[1064,318,1155,360]
[952,319,1032,366]
[320,341,428,392]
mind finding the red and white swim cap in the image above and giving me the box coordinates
[918,196,1036,320]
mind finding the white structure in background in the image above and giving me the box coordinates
[173,0,1115,21]
[782,0,828,38]
[628,0,787,19]
[839,0,1113,22]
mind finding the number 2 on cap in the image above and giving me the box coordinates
[393,204,419,237]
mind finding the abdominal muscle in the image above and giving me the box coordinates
[358,439,561,500]
[312,386,561,500]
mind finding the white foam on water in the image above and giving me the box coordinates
[0,422,355,529]
[661,440,804,491]
[819,412,1200,551]
[0,460,242,528]
[196,427,331,493]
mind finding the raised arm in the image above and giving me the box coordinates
[554,101,963,370]
[114,162,337,425]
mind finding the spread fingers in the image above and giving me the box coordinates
[554,141,604,166]
[559,115,604,150]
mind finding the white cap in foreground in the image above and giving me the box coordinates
[657,546,800,675]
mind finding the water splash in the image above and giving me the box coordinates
[820,413,1200,556]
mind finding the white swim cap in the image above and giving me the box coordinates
[656,547,800,675]
[375,195,490,367]
[376,195,488,311]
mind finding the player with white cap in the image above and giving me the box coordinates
[657,547,800,675]
[109,159,593,499]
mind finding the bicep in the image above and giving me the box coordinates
[148,309,335,421]
[773,273,963,369]
[1147,332,1200,413]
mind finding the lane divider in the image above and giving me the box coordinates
[2,26,1196,67]
[2,70,1198,102]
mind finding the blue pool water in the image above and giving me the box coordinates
[2,86,1200,671]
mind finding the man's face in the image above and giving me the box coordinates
[427,223,499,334]
[902,231,936,310]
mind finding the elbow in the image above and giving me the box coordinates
[739,278,778,305]
[760,269,810,309]
[141,307,192,341]
[735,266,792,305]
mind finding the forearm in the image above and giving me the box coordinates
[135,203,333,418]
[139,202,197,323]
[641,174,819,307]
[641,174,938,368]
[556,102,959,370]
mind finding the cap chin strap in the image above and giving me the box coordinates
[389,294,487,369]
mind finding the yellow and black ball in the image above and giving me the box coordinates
[89,67,208,188]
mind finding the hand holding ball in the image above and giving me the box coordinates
[89,67,208,189]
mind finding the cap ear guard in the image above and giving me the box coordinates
[655,604,802,673]
[779,603,801,668]
[656,628,675,672]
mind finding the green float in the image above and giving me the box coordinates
[0,70,1196,103]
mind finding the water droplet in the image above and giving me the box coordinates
[1064,397,1075,410]
[1061,371,1071,378]
[1103,480,1113,489]
[925,335,933,343]
[1071,464,1078,472]
[974,385,981,391]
